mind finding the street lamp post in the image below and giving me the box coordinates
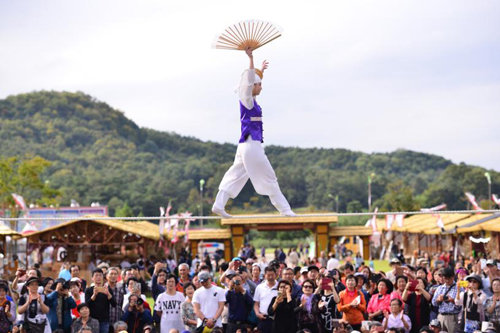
[485,172,492,210]
[368,173,375,212]
[199,179,205,227]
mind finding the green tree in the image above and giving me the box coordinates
[0,155,60,214]
[378,180,419,212]
[115,202,134,217]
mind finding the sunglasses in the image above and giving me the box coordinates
[303,285,313,289]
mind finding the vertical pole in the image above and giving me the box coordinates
[199,179,205,227]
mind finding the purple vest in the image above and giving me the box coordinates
[239,100,263,143]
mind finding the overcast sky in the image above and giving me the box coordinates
[1,0,499,171]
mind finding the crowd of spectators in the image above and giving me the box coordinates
[0,247,499,333]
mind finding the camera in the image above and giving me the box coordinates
[234,280,241,286]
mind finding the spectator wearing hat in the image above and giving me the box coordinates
[85,269,117,333]
[367,278,393,322]
[18,276,51,333]
[485,277,500,332]
[253,266,278,333]
[431,267,460,333]
[386,259,401,285]
[46,278,77,333]
[354,273,370,306]
[482,259,498,297]
[122,294,153,333]
[299,267,309,285]
[192,272,225,329]
[0,283,16,333]
[428,319,444,333]
[454,274,486,333]
[71,303,100,333]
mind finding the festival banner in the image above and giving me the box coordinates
[11,193,28,211]
[395,214,405,228]
[465,192,483,211]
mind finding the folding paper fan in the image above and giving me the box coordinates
[213,20,282,51]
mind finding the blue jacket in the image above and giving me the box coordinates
[45,291,77,333]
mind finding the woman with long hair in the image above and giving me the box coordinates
[428,268,443,321]
[268,280,296,333]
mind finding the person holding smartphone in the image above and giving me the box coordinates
[402,277,431,333]
[226,273,253,333]
[85,269,116,333]
[317,274,340,333]
[268,280,296,333]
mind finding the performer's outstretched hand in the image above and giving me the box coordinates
[261,60,269,73]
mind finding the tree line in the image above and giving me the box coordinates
[0,91,498,218]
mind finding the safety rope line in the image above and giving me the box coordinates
[1,209,499,221]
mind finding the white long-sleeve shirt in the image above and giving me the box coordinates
[239,69,256,110]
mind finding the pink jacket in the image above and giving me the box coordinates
[367,293,391,314]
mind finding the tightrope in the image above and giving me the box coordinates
[1,209,499,221]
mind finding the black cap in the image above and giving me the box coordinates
[25,276,40,286]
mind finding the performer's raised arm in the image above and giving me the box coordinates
[239,48,257,110]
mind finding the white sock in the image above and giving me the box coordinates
[269,193,294,215]
[213,190,231,210]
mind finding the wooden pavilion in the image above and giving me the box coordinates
[23,218,232,278]
[374,212,500,258]
[221,215,339,258]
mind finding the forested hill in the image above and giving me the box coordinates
[0,91,498,216]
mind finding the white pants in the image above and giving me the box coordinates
[217,137,291,213]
